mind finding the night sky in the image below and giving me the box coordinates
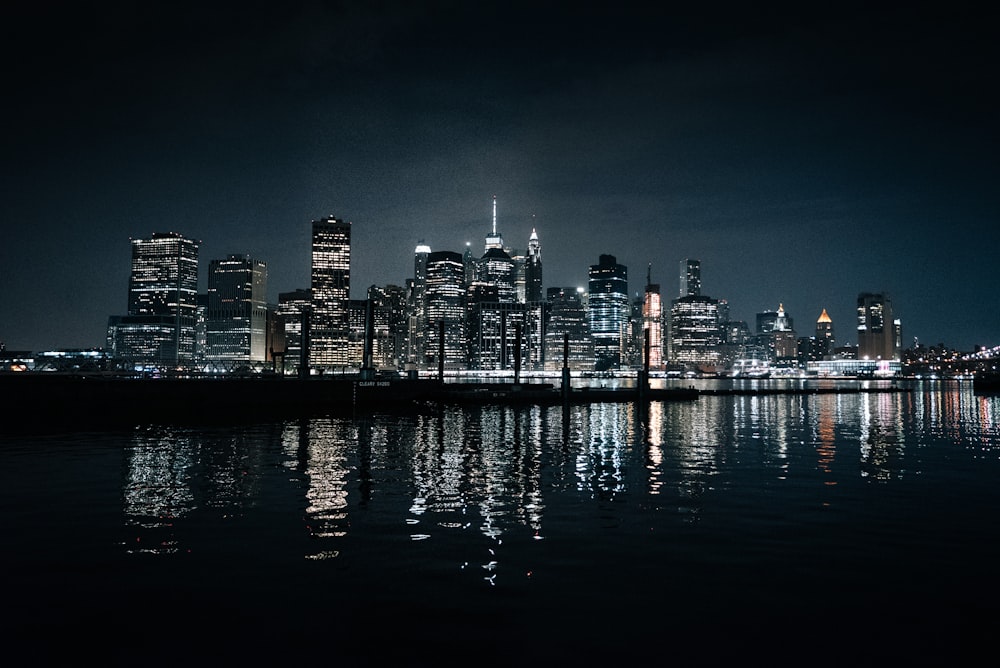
[3,2,997,352]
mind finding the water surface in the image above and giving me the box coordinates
[3,381,998,665]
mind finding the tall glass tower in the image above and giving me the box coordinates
[857,292,901,361]
[309,216,351,371]
[425,250,467,369]
[588,254,629,370]
[524,228,543,303]
[679,259,701,297]
[477,196,516,303]
[643,266,663,370]
[205,254,268,367]
[108,231,200,368]
[409,241,431,365]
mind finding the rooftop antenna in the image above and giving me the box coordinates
[492,194,497,235]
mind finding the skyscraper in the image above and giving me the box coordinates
[524,227,543,303]
[274,288,312,376]
[642,266,663,370]
[588,254,629,370]
[425,250,466,369]
[205,254,268,367]
[543,287,594,372]
[408,240,431,366]
[309,216,351,370]
[815,308,834,357]
[367,284,408,371]
[477,196,516,303]
[772,304,797,361]
[679,259,701,297]
[857,292,901,361]
[669,295,721,369]
[107,231,200,368]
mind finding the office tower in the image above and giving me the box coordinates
[408,241,431,367]
[194,292,208,362]
[815,308,834,358]
[368,284,408,371]
[543,287,594,371]
[424,250,467,369]
[771,304,797,361]
[477,196,516,303]
[462,242,476,285]
[857,292,901,360]
[309,216,351,370]
[756,309,779,335]
[669,294,721,369]
[467,282,543,372]
[524,227,543,303]
[588,254,629,370]
[347,298,369,368]
[274,289,312,375]
[642,266,663,369]
[679,258,701,297]
[204,254,268,367]
[107,231,200,368]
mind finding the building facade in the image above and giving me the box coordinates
[204,254,268,368]
[857,292,901,361]
[642,268,663,370]
[273,288,311,376]
[107,231,200,369]
[543,287,593,371]
[309,216,351,371]
[679,258,701,298]
[587,254,630,371]
[424,250,467,370]
[668,294,721,369]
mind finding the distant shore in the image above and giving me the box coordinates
[0,371,929,434]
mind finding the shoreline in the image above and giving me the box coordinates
[0,372,920,434]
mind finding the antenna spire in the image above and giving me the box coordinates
[492,194,497,234]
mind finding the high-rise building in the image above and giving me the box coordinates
[679,259,701,297]
[588,254,629,370]
[466,287,544,372]
[524,227,543,303]
[425,250,467,370]
[815,308,834,358]
[107,231,200,369]
[273,288,311,376]
[204,254,268,368]
[408,241,432,367]
[543,287,594,371]
[368,284,408,371]
[668,294,721,369]
[857,292,901,361]
[309,216,351,370]
[772,304,797,361]
[642,266,663,370]
[477,196,516,303]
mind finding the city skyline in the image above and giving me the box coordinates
[3,3,997,352]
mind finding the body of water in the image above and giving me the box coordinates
[3,380,999,665]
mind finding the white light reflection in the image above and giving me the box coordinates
[298,419,353,547]
[575,403,632,499]
[123,428,197,555]
[405,405,549,584]
[859,391,905,481]
[645,401,665,496]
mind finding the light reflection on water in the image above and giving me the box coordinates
[6,380,1000,663]
[114,382,1000,563]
